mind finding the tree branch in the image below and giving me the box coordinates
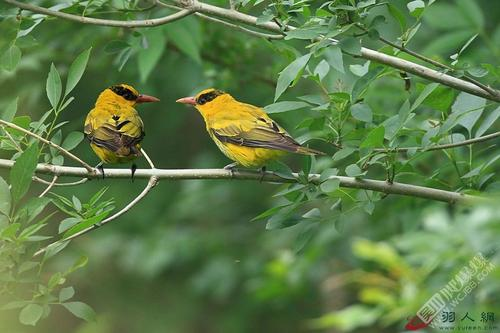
[0,158,479,204]
[34,148,160,257]
[155,1,284,39]
[354,23,499,98]
[0,119,94,173]
[374,131,500,153]
[169,0,500,102]
[5,0,194,27]
[7,0,499,101]
[33,175,159,257]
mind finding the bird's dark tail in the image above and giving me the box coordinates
[295,146,326,156]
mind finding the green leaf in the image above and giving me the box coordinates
[61,131,84,151]
[46,63,62,110]
[412,83,439,111]
[421,85,455,112]
[264,101,309,114]
[349,61,370,77]
[345,164,364,177]
[407,0,425,17]
[62,302,96,322]
[275,53,311,101]
[443,92,486,134]
[2,97,18,122]
[387,3,406,33]
[332,147,356,162]
[326,45,344,73]
[351,103,372,123]
[63,211,109,238]
[456,0,484,30]
[65,47,91,96]
[104,40,130,54]
[164,19,201,64]
[0,176,11,219]
[59,287,75,302]
[19,304,43,326]
[475,106,500,138]
[10,144,39,202]
[320,179,340,193]
[265,213,302,230]
[15,197,51,224]
[138,29,166,83]
[0,45,22,71]
[0,17,19,55]
[360,126,385,148]
[338,37,361,56]
[285,26,328,40]
[314,59,330,81]
[59,217,81,234]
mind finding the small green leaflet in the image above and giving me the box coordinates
[275,53,312,101]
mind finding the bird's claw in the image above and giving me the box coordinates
[224,162,238,178]
[259,166,267,183]
[96,163,105,179]
[131,163,137,182]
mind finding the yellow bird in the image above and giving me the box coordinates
[84,84,159,178]
[176,88,324,170]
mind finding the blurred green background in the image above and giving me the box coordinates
[0,0,499,332]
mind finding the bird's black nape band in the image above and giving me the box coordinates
[196,90,225,105]
[110,85,137,101]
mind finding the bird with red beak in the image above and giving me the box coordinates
[84,84,160,179]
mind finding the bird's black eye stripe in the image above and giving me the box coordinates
[110,85,137,101]
[196,90,225,105]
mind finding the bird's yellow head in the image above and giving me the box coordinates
[96,84,160,107]
[176,88,235,117]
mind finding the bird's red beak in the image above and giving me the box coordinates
[136,94,160,103]
[176,96,197,105]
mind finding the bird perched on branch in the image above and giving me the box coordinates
[176,88,324,171]
[84,84,159,178]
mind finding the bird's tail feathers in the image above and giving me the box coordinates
[295,146,326,156]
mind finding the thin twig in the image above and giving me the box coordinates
[0,119,94,173]
[1,126,23,152]
[33,176,89,187]
[5,0,193,27]
[140,148,156,169]
[195,12,284,39]
[155,1,284,39]
[33,175,159,257]
[374,131,500,153]
[39,175,58,197]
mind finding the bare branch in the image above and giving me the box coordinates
[169,0,500,102]
[354,24,499,98]
[5,0,194,27]
[374,131,500,153]
[156,1,284,39]
[0,119,94,173]
[33,175,159,257]
[0,158,480,204]
[195,12,284,39]
[7,0,498,100]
